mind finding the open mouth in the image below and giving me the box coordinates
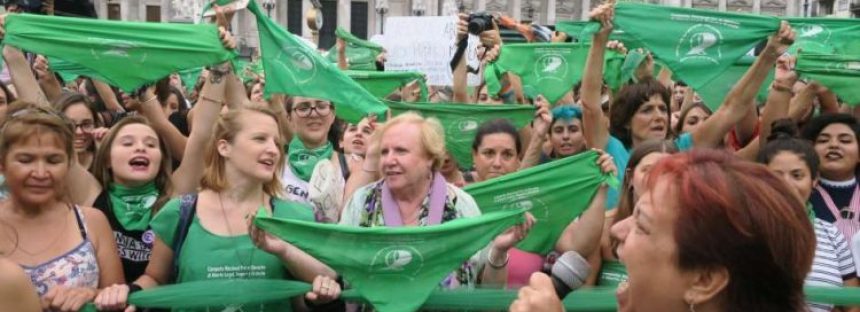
[825,150,843,161]
[258,158,275,169]
[129,156,151,171]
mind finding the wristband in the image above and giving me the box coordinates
[487,248,509,269]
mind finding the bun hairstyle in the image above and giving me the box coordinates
[757,118,819,178]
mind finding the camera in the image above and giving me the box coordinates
[468,12,495,35]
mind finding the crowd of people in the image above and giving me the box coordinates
[0,0,857,311]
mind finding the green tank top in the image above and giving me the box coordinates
[597,260,628,287]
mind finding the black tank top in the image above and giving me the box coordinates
[93,190,153,281]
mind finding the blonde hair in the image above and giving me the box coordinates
[0,103,74,165]
[92,116,173,214]
[200,106,285,196]
[375,112,446,171]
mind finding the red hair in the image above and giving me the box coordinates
[646,149,814,312]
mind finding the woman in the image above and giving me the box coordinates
[341,112,534,289]
[674,101,712,135]
[54,93,100,171]
[466,119,523,184]
[337,117,373,180]
[0,82,17,124]
[514,150,816,311]
[96,106,340,311]
[580,4,794,188]
[543,106,586,162]
[281,96,346,223]
[0,109,123,311]
[758,121,859,312]
[802,113,860,244]
[591,140,678,287]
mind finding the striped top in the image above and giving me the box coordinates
[805,218,857,312]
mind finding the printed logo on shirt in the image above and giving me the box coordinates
[370,246,424,280]
[534,53,568,81]
[274,46,317,84]
[286,184,310,199]
[114,232,152,262]
[141,230,155,244]
[676,24,723,65]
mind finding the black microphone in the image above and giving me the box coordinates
[551,251,591,298]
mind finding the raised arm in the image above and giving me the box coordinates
[92,79,125,113]
[520,95,551,169]
[32,55,63,103]
[452,14,470,103]
[757,55,798,150]
[3,46,49,106]
[581,4,614,150]
[555,150,613,256]
[136,85,189,160]
[691,21,795,148]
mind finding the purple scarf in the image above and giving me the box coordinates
[380,172,447,226]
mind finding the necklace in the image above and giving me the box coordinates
[218,192,264,270]
[3,205,70,257]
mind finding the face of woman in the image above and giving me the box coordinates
[473,133,519,181]
[289,96,334,147]
[631,152,670,199]
[477,85,503,105]
[630,95,669,146]
[163,93,180,117]
[813,123,859,181]
[549,118,585,157]
[2,133,70,206]
[63,103,95,153]
[341,118,372,156]
[611,177,690,312]
[680,107,709,134]
[380,123,434,192]
[767,151,815,203]
[250,83,265,103]
[220,111,281,183]
[109,124,163,187]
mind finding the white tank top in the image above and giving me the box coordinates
[281,166,311,205]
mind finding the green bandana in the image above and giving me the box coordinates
[806,202,816,224]
[254,208,525,312]
[612,2,779,109]
[464,151,618,254]
[3,13,237,91]
[248,3,387,124]
[287,137,334,182]
[556,21,647,51]
[696,55,774,110]
[108,182,159,231]
[325,27,383,70]
[386,101,534,169]
[347,70,428,101]
[787,18,860,55]
[178,67,203,94]
[797,53,860,106]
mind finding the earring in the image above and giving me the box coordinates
[688,302,696,312]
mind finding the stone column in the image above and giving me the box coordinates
[511,0,521,20]
[475,0,487,11]
[338,0,351,31]
[545,0,556,24]
[753,0,762,13]
[719,0,727,11]
[581,0,592,20]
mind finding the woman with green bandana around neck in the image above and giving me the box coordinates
[281,96,349,223]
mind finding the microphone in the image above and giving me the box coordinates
[551,251,591,298]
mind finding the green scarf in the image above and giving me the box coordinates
[806,202,816,224]
[787,18,860,55]
[347,70,428,101]
[287,138,334,182]
[796,53,860,106]
[612,2,779,109]
[325,27,383,70]
[464,151,618,254]
[108,182,159,231]
[248,2,388,124]
[386,101,534,169]
[3,13,237,91]
[254,208,526,312]
[696,54,774,110]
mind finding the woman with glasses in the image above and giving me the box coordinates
[282,96,346,223]
[54,93,103,171]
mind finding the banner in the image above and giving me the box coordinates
[797,53,860,105]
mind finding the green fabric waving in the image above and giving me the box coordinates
[612,2,779,109]
[696,54,774,110]
[463,150,616,254]
[254,208,527,312]
[325,27,383,70]
[787,18,860,55]
[347,70,428,101]
[4,13,236,91]
[108,182,159,231]
[797,53,860,106]
[248,3,387,123]
[287,137,334,182]
[386,101,534,169]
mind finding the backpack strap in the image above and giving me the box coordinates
[170,193,198,282]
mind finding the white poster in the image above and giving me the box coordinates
[384,16,481,87]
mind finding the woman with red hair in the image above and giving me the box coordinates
[512,150,815,311]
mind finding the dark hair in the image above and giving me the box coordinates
[611,139,678,252]
[0,83,17,105]
[471,119,522,155]
[283,96,335,116]
[758,119,819,178]
[648,150,814,312]
[609,77,672,148]
[800,113,860,143]
[673,101,712,135]
[53,92,101,126]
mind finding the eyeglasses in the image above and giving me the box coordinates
[293,102,332,118]
[73,121,95,132]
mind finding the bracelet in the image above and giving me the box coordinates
[487,248,509,269]
[200,96,223,104]
[142,97,158,104]
[127,283,143,294]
